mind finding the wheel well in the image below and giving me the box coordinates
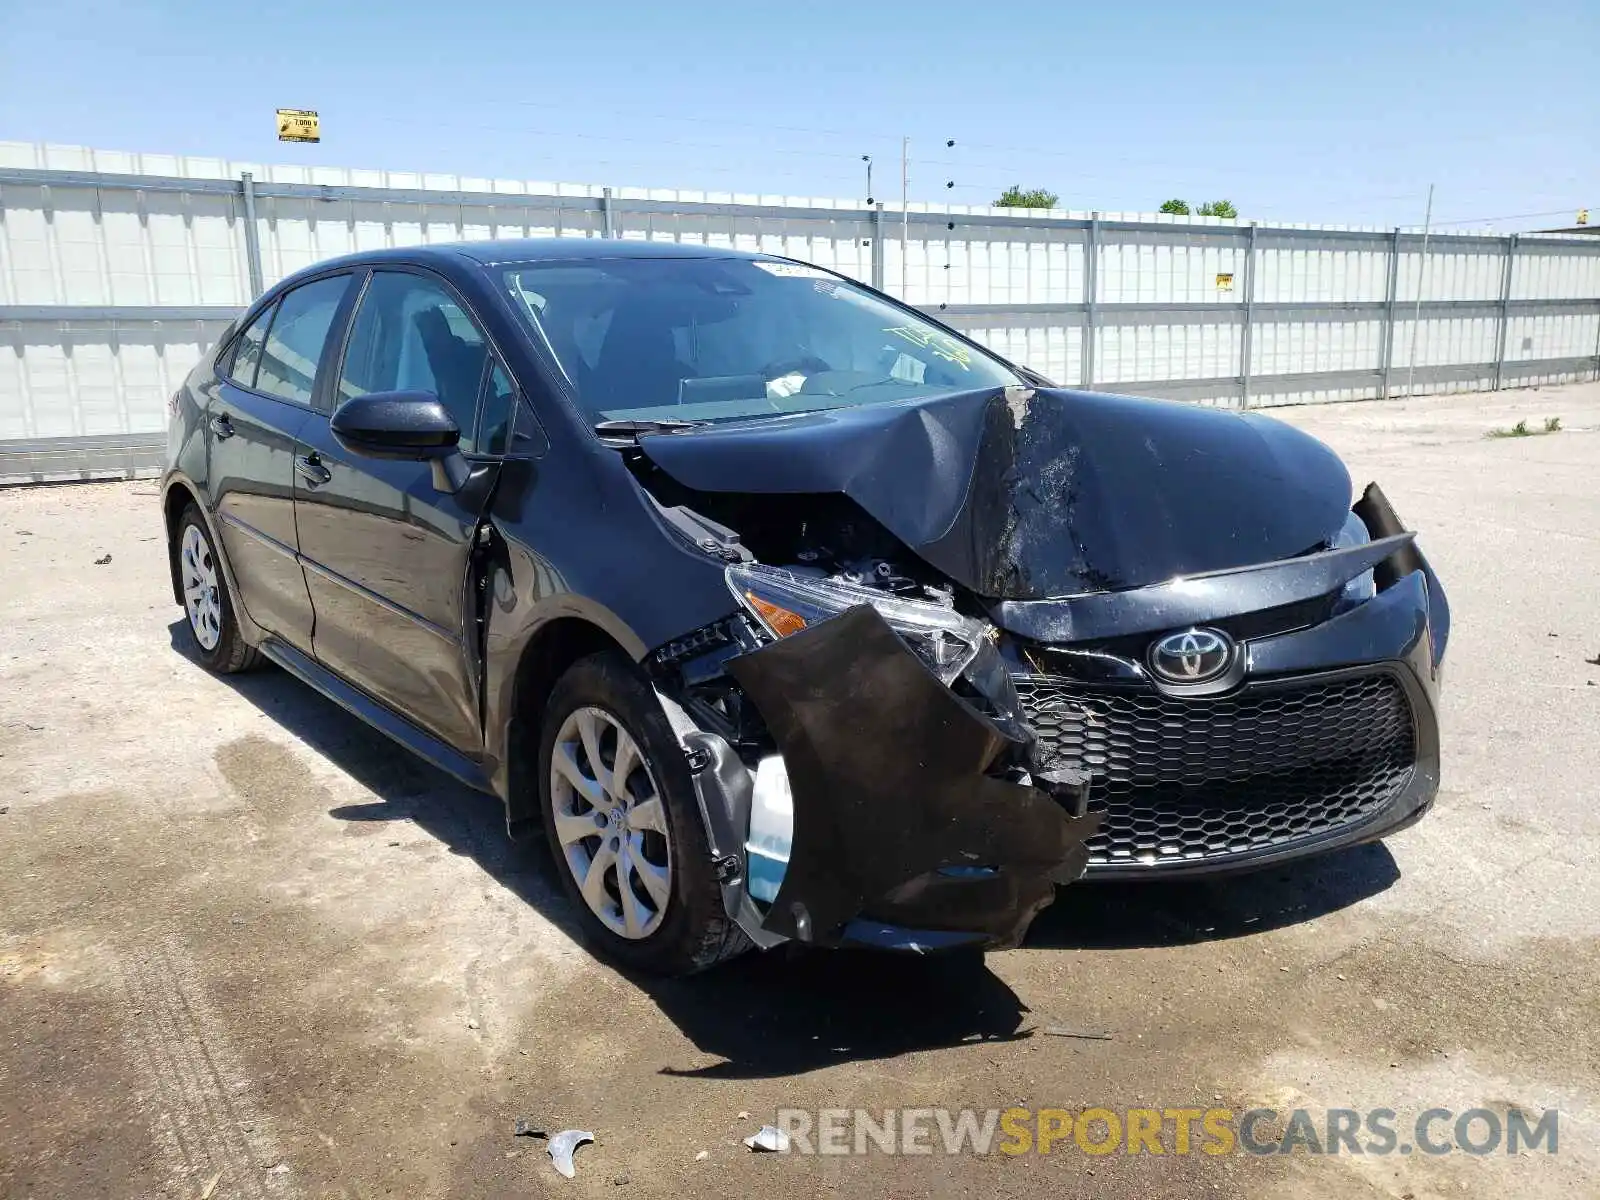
[162,481,200,605]
[504,617,632,832]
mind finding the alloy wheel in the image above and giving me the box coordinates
[549,705,673,939]
[180,523,223,651]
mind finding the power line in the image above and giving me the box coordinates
[361,113,877,164]
[1409,207,1587,229]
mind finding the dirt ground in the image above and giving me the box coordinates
[2,382,1598,1200]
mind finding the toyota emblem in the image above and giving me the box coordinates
[1148,628,1234,683]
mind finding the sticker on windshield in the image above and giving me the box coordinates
[753,261,835,280]
[883,325,974,370]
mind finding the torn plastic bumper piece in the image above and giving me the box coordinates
[722,604,1101,949]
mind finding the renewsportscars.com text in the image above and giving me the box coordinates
[772,1106,1559,1157]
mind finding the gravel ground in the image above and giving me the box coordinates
[2,381,1597,1199]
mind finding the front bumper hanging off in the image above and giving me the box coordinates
[675,605,1101,951]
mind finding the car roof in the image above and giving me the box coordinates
[456,238,774,266]
[303,239,777,274]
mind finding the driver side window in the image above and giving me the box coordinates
[339,271,491,453]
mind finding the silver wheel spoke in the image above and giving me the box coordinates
[617,848,648,937]
[576,709,611,795]
[552,742,606,808]
[630,840,672,909]
[628,795,667,836]
[553,808,601,847]
[579,840,617,913]
[611,729,640,801]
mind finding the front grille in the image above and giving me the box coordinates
[1014,671,1417,869]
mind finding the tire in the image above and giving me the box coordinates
[174,504,260,674]
[537,651,750,975]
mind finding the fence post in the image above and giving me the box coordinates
[870,203,885,290]
[1240,222,1258,409]
[1081,213,1100,388]
[1378,226,1401,399]
[600,187,615,238]
[1492,233,1518,391]
[239,171,264,299]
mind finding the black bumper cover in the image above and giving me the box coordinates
[726,605,1101,949]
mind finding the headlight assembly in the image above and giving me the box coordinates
[726,562,986,685]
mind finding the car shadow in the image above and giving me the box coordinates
[166,621,579,936]
[1024,841,1401,951]
[169,619,1399,1078]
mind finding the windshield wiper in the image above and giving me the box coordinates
[592,418,711,439]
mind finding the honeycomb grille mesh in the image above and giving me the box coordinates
[1014,672,1417,868]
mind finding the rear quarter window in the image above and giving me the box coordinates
[227,304,275,388]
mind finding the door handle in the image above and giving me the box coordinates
[209,414,235,440]
[295,453,332,487]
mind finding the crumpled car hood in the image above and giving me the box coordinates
[637,386,1353,601]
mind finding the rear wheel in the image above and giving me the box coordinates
[538,652,750,974]
[174,505,259,673]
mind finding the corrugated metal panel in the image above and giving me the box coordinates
[3,139,1599,479]
[0,319,227,442]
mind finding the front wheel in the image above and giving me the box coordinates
[537,652,749,974]
[174,505,259,673]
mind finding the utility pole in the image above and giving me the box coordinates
[1405,183,1435,398]
[901,136,910,300]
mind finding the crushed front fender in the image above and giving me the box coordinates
[725,604,1100,948]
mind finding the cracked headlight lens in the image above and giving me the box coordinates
[726,562,986,685]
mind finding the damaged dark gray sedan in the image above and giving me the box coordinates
[161,240,1449,973]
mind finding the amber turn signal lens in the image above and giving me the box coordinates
[745,592,808,639]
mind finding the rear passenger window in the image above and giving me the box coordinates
[255,275,351,404]
[228,304,275,388]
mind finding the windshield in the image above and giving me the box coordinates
[498,257,1021,424]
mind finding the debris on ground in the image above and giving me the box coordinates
[197,1172,221,1199]
[744,1126,790,1153]
[1585,653,1600,666]
[1041,1026,1114,1040]
[548,1129,594,1179]
[94,553,112,565]
[694,1150,709,1162]
[612,1172,630,1186]
[737,1110,750,1120]
[513,1118,548,1139]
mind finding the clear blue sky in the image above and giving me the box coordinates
[2,0,1595,230]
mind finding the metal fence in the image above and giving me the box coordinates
[4,141,1599,482]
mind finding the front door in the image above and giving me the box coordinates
[207,275,352,651]
[293,268,501,753]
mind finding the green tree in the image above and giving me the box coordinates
[1196,200,1239,218]
[1159,198,1191,215]
[995,185,1059,209]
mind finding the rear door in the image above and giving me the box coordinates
[292,267,507,753]
[208,274,353,650]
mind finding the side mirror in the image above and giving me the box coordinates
[330,391,460,461]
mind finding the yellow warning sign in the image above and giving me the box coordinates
[276,109,320,143]
[1215,273,1235,291]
